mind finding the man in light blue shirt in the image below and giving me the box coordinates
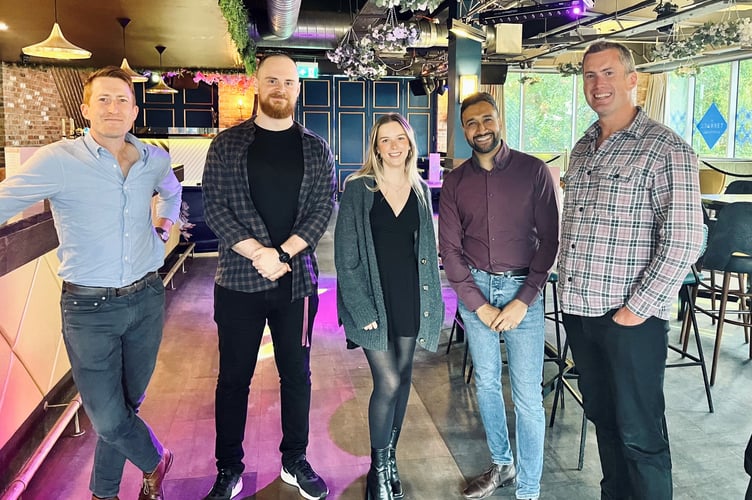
[0,67,181,500]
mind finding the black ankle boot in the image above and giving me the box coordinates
[365,447,393,500]
[388,427,403,498]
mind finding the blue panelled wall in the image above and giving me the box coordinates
[132,75,437,195]
[134,81,219,129]
[295,75,437,193]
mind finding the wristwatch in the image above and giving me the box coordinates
[155,227,170,242]
[276,246,291,263]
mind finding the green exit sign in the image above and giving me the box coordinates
[296,62,319,79]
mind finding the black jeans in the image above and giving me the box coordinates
[562,311,672,500]
[213,283,318,473]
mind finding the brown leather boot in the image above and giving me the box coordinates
[138,448,174,500]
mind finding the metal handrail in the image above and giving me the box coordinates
[1,393,83,500]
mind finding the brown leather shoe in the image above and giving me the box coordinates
[462,463,516,499]
[138,448,174,500]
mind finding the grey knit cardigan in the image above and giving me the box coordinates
[334,176,444,352]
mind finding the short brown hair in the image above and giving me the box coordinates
[583,41,635,74]
[257,52,296,73]
[83,66,136,104]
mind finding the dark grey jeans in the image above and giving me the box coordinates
[61,273,165,498]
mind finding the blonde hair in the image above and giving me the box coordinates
[347,113,427,207]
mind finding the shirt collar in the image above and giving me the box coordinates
[583,106,647,143]
[82,131,148,161]
[469,139,512,172]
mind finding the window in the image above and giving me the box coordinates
[503,73,596,154]
[692,63,732,156]
[736,59,752,158]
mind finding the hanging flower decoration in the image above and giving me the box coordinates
[327,9,419,80]
[519,75,542,85]
[674,64,701,77]
[373,0,442,13]
[193,71,256,92]
[557,62,582,76]
[653,18,752,61]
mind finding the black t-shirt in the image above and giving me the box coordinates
[247,125,304,247]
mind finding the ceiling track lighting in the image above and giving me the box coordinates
[146,45,178,94]
[479,0,595,24]
[22,0,91,60]
[117,17,148,83]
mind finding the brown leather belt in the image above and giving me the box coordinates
[62,272,160,297]
[486,267,529,277]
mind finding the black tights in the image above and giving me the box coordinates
[363,336,417,449]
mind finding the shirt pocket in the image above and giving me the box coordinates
[593,163,650,218]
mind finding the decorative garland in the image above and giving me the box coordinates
[219,0,257,75]
[519,75,541,85]
[373,0,442,12]
[557,62,582,76]
[653,18,752,62]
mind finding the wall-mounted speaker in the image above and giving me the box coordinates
[409,78,427,96]
[481,64,509,85]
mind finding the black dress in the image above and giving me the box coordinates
[370,189,421,339]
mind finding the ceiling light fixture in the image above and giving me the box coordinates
[479,0,595,24]
[449,19,487,43]
[22,0,91,60]
[117,18,148,83]
[146,45,178,94]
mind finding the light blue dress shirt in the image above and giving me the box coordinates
[0,133,182,287]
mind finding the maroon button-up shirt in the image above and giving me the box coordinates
[439,142,560,311]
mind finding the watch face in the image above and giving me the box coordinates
[277,248,291,263]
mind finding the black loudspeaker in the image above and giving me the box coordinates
[409,78,427,96]
[481,64,509,85]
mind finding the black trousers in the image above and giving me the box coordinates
[213,282,318,473]
[745,433,752,500]
[562,311,672,500]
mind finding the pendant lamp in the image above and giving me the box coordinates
[146,45,178,94]
[22,0,91,60]
[117,18,148,83]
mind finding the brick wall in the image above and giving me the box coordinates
[218,81,255,129]
[0,63,87,170]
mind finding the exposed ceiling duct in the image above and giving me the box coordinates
[266,0,302,39]
[249,13,448,51]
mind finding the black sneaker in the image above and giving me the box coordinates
[280,456,329,499]
[203,469,243,500]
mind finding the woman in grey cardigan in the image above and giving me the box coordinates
[334,113,444,500]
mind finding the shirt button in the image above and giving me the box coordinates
[418,337,426,345]
[567,277,572,282]
[586,170,592,175]
[421,258,427,264]
[578,207,584,212]
[423,285,429,291]
[423,311,430,317]
[571,243,575,248]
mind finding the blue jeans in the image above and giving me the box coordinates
[458,269,545,500]
[61,274,165,498]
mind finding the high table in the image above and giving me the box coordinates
[701,193,752,212]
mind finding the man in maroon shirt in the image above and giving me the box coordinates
[439,92,559,500]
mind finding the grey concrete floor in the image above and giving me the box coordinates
[19,221,752,499]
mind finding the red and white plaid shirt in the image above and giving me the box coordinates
[558,108,704,320]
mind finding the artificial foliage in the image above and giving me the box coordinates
[219,0,257,75]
